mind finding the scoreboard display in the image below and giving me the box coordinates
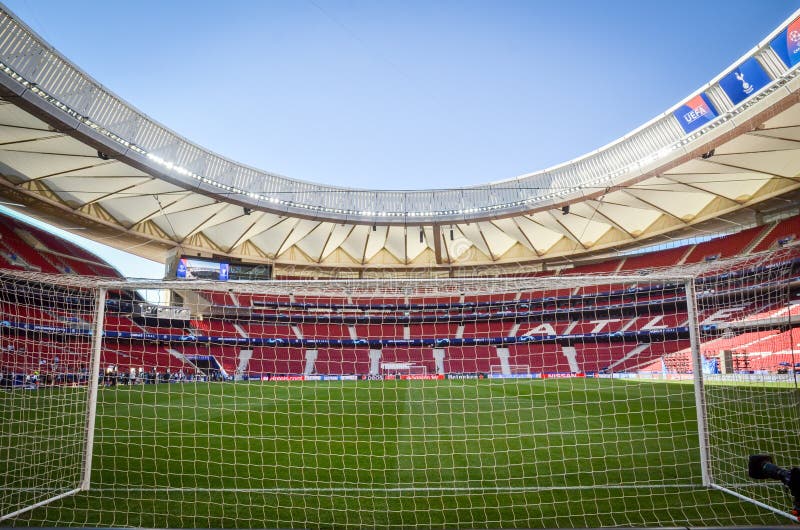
[176,256,272,281]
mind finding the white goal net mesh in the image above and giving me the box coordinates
[0,248,798,527]
[0,276,98,518]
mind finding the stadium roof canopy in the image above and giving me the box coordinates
[0,6,799,276]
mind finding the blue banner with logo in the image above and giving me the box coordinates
[176,258,188,278]
[219,263,230,281]
[719,57,771,105]
[673,93,718,134]
[771,15,800,68]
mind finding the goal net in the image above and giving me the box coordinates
[381,362,429,379]
[1,248,798,527]
[489,364,531,376]
[0,274,101,520]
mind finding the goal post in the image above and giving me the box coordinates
[692,252,800,523]
[684,278,712,487]
[80,287,105,491]
[1,249,799,527]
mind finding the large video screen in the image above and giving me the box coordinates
[227,262,273,281]
[176,258,229,280]
[176,257,272,281]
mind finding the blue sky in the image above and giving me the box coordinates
[2,0,799,277]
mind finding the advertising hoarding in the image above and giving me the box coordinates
[719,57,771,105]
[770,16,800,67]
[673,93,718,134]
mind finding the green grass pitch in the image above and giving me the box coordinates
[2,378,795,528]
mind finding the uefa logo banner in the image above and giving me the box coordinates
[719,57,772,105]
[176,257,188,278]
[673,93,718,134]
[770,15,800,67]
[219,262,230,281]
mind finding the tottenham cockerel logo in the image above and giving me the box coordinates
[735,71,754,95]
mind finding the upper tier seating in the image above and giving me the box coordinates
[0,302,62,325]
[194,318,242,337]
[752,217,800,253]
[0,222,60,273]
[566,259,622,275]
[299,323,353,339]
[619,247,689,270]
[240,322,297,339]
[683,225,764,263]
[201,291,238,307]
[0,212,122,277]
[101,314,143,333]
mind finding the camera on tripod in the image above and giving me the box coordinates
[748,454,800,520]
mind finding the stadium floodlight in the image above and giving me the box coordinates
[0,249,799,527]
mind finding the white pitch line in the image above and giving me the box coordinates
[87,484,708,493]
[9,483,777,494]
